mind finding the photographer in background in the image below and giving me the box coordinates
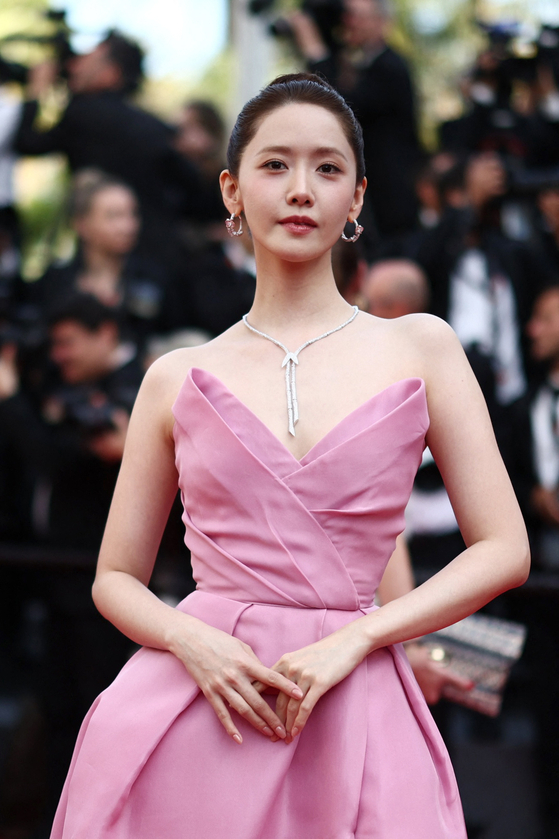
[14,30,203,269]
[288,0,421,247]
[0,293,142,548]
[0,293,141,823]
[441,24,559,172]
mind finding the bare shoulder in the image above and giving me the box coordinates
[137,326,246,414]
[143,345,206,392]
[142,332,235,397]
[354,311,465,385]
[379,312,459,352]
[132,342,219,434]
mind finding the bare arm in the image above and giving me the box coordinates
[378,533,474,705]
[272,316,529,737]
[92,353,302,745]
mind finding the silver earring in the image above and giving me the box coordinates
[341,219,364,243]
[225,213,243,237]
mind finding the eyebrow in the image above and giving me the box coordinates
[257,145,350,161]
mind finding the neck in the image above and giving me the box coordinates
[246,248,353,340]
[81,244,125,277]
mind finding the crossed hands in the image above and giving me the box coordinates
[177,620,368,746]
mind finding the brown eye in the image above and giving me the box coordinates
[318,163,341,175]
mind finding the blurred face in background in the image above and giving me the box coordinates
[73,186,140,257]
[175,106,220,163]
[49,320,119,384]
[342,0,388,49]
[66,43,122,94]
[527,289,559,364]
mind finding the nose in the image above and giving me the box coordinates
[286,165,314,206]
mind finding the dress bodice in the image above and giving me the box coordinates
[51,365,467,839]
[173,367,429,610]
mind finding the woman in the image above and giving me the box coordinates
[51,74,529,839]
[30,169,171,349]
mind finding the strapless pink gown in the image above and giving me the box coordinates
[51,367,466,839]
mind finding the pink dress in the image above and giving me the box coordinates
[51,367,466,839]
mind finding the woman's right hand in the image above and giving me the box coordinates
[169,619,303,744]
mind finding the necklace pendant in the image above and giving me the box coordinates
[281,352,299,367]
[242,306,359,439]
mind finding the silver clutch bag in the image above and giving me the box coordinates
[417,613,527,717]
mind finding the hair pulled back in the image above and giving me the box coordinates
[227,73,365,183]
[68,168,135,220]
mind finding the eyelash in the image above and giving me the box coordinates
[263,160,342,174]
[318,163,341,175]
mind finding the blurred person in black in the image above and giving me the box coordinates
[14,30,203,268]
[440,24,559,174]
[507,285,559,839]
[440,39,533,162]
[171,98,254,333]
[174,100,226,226]
[533,184,559,276]
[404,150,554,453]
[0,292,142,549]
[0,294,141,822]
[288,0,421,245]
[28,169,174,352]
[511,286,559,567]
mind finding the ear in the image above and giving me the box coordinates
[349,177,367,223]
[220,169,243,216]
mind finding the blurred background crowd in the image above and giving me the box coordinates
[0,0,559,837]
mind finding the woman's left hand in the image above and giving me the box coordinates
[264,622,370,743]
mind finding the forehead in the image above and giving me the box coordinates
[345,0,382,18]
[91,185,136,209]
[50,320,88,339]
[245,102,353,155]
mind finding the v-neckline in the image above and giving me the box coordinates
[185,367,426,467]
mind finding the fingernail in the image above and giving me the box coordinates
[292,727,299,737]
[292,687,303,698]
[263,726,273,736]
[233,733,242,744]
[275,725,286,738]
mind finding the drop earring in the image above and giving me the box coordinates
[225,213,243,237]
[341,219,364,243]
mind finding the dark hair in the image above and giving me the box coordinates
[227,73,365,183]
[68,168,135,220]
[48,293,121,333]
[185,100,225,146]
[102,30,145,95]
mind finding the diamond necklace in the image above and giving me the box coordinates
[242,306,359,436]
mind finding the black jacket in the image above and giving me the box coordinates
[15,92,204,263]
[310,46,421,238]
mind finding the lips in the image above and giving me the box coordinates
[279,215,318,234]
